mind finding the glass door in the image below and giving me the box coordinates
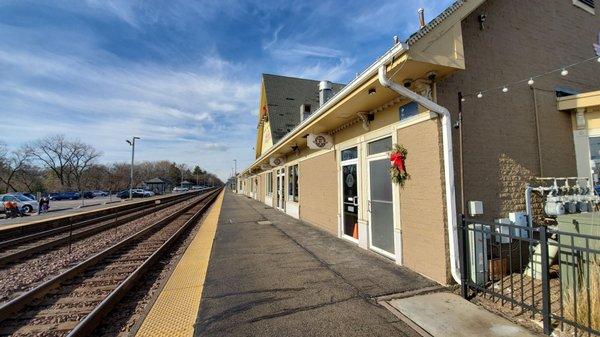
[367,137,395,258]
[341,147,359,240]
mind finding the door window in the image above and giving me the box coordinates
[369,158,395,255]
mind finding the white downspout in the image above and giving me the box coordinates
[378,64,461,284]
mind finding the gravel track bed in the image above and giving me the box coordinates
[0,197,200,305]
[1,199,211,337]
[93,200,215,337]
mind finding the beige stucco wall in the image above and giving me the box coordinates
[298,151,339,235]
[397,119,450,284]
[258,173,265,202]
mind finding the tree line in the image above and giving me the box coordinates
[0,135,222,194]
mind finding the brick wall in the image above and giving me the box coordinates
[298,151,339,235]
[398,119,450,284]
[437,0,600,220]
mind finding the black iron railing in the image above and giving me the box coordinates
[459,215,600,336]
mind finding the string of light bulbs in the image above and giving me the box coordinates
[460,55,600,101]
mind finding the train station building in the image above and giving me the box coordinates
[237,0,600,284]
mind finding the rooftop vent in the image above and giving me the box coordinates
[300,104,312,121]
[318,80,333,107]
[418,8,425,28]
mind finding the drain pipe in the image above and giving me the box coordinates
[378,64,461,284]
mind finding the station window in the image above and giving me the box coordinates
[399,101,419,120]
[288,165,299,202]
[266,172,273,195]
[341,147,358,161]
[368,136,392,155]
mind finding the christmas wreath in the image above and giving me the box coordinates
[389,144,410,186]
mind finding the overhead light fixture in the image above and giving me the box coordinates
[502,86,508,93]
[368,88,377,95]
[460,97,466,102]
[477,92,483,99]
[528,78,535,86]
[561,68,569,76]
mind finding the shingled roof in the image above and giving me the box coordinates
[262,74,345,144]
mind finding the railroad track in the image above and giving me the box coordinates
[0,191,206,267]
[0,188,221,337]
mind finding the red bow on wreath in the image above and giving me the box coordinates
[389,152,406,173]
[389,144,410,186]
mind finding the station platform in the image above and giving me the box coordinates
[136,191,437,337]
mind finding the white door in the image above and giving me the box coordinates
[276,168,285,211]
[367,137,395,259]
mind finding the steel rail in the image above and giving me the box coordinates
[0,188,220,324]
[68,188,221,336]
[0,191,205,267]
[0,190,206,241]
[0,193,194,250]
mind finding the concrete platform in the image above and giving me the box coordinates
[387,292,540,337]
[194,192,437,337]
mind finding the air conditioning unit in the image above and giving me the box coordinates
[469,224,489,285]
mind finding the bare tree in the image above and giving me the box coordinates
[68,140,102,190]
[27,135,75,188]
[0,145,31,193]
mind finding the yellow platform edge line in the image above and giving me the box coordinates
[135,191,224,337]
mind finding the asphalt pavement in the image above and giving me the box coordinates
[195,192,437,337]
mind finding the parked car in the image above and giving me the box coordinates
[49,192,81,200]
[16,192,37,200]
[92,190,109,197]
[116,189,145,199]
[173,187,189,192]
[1,194,39,214]
[82,191,94,199]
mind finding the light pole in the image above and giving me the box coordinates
[126,137,140,200]
[233,159,237,193]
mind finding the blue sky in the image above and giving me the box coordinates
[0,0,454,180]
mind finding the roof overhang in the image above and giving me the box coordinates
[558,90,600,111]
[241,0,486,176]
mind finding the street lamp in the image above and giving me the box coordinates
[126,137,140,200]
[233,159,237,192]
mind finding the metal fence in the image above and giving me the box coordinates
[458,215,600,336]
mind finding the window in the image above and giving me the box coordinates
[589,137,600,187]
[399,101,419,120]
[573,0,595,14]
[288,165,299,202]
[368,137,392,155]
[266,172,273,196]
[341,147,358,161]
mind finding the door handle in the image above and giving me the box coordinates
[353,196,359,206]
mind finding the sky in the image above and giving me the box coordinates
[0,0,455,180]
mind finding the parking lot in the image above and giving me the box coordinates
[1,195,125,221]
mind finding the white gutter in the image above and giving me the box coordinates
[241,43,410,176]
[378,62,461,285]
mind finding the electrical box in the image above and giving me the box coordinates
[509,211,529,238]
[468,201,484,216]
[494,218,512,244]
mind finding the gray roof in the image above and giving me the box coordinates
[145,178,165,184]
[262,74,344,143]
